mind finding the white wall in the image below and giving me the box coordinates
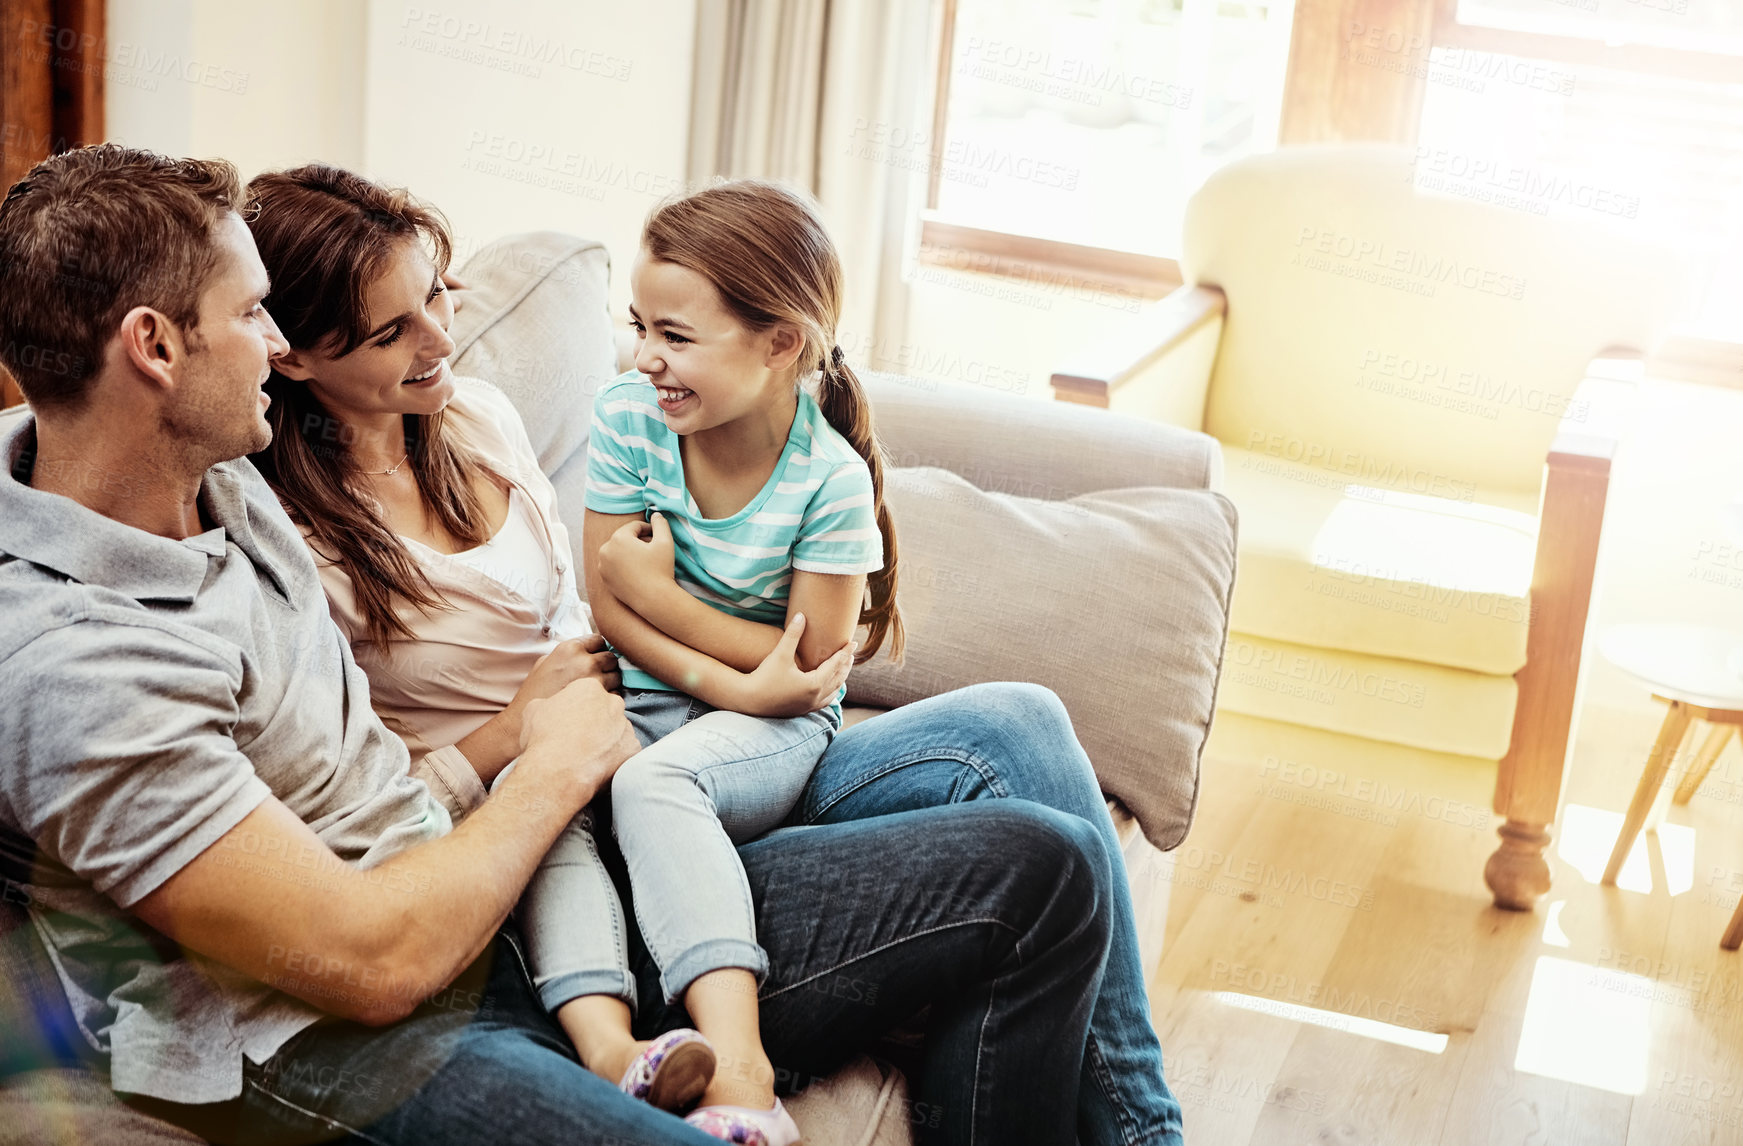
[106,0,365,174]
[105,0,696,315]
[362,0,697,313]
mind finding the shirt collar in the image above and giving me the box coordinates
[0,412,243,604]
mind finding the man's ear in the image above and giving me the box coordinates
[764,323,807,373]
[117,306,178,391]
[271,347,316,382]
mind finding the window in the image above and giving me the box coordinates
[1419,0,1743,346]
[924,0,1294,286]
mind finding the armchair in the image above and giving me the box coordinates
[1052,144,1682,910]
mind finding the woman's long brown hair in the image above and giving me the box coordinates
[644,180,904,664]
[244,165,492,646]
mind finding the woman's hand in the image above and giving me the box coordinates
[728,613,854,718]
[598,513,676,615]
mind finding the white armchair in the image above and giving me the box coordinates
[1052,144,1684,909]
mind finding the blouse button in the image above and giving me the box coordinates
[541,624,553,638]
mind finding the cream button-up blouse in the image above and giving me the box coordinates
[308,376,594,821]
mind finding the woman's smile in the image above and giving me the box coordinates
[403,359,448,388]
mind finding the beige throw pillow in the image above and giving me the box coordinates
[848,467,1237,851]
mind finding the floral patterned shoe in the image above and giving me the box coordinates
[617,1028,717,1112]
[684,1097,801,1145]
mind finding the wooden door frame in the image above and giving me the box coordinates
[0,0,103,408]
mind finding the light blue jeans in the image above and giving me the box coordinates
[518,688,839,1012]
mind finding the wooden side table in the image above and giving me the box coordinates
[1597,624,1743,949]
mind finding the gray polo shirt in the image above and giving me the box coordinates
[0,412,451,1104]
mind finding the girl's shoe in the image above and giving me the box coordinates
[617,1028,717,1112]
[684,1098,801,1145]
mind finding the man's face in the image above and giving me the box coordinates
[163,212,288,465]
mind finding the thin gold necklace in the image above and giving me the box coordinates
[360,453,409,476]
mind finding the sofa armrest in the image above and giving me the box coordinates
[1050,284,1225,429]
[863,370,1224,496]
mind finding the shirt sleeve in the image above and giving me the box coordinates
[0,620,271,909]
[791,461,885,576]
[584,383,651,515]
[407,744,490,823]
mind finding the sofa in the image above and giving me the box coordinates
[0,232,1237,1144]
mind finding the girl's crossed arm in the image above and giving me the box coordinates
[598,511,863,674]
[584,509,851,718]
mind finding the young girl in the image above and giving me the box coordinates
[555,180,905,1143]
[246,167,900,1145]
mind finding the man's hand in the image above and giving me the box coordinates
[598,513,676,615]
[455,636,619,783]
[517,677,642,798]
[728,613,854,718]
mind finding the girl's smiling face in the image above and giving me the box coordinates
[627,248,804,439]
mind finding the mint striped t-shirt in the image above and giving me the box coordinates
[584,371,884,699]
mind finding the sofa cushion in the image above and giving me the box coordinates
[1220,444,1537,676]
[848,467,1237,851]
[1218,631,1518,760]
[450,232,618,581]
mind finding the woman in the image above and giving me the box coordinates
[245,164,1183,1146]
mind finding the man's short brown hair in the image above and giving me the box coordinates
[0,144,242,411]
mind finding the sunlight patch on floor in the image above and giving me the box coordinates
[1214,991,1450,1053]
[1514,956,1652,1095]
[1557,803,1697,895]
[1543,899,1571,948]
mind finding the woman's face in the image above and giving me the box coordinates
[274,238,457,426]
[627,248,803,438]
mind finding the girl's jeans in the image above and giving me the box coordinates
[518,688,839,1011]
[794,682,1186,1146]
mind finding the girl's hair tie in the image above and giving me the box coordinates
[830,344,845,368]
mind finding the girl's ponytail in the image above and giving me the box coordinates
[818,348,903,664]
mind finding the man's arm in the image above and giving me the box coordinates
[133,679,638,1026]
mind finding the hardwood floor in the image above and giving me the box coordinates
[1148,709,1743,1146]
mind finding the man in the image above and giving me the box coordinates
[0,144,1111,1145]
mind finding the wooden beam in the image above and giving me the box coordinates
[50,0,102,148]
[1279,0,1438,145]
[1,0,54,188]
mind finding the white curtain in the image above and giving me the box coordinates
[686,0,940,372]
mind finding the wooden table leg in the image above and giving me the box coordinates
[1673,723,1736,805]
[1603,701,1694,885]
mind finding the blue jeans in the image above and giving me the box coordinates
[130,800,1111,1145]
[794,682,1187,1146]
[519,688,838,1010]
